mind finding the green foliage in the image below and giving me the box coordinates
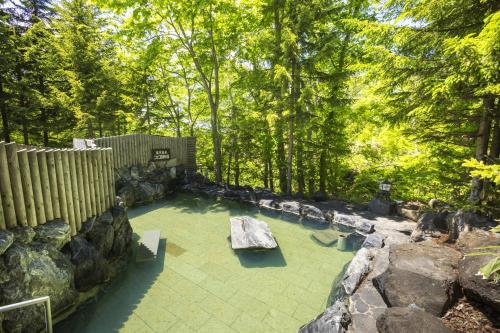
[479,257,500,283]
[463,159,500,184]
[0,0,498,207]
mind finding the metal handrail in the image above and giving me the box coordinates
[0,296,52,333]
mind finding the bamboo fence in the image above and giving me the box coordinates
[0,142,114,235]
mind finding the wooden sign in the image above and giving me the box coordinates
[152,149,171,161]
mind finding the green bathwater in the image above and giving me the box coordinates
[56,194,355,333]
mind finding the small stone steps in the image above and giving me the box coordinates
[136,230,161,262]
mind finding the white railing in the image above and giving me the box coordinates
[0,296,52,333]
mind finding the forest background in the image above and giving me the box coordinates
[0,0,499,213]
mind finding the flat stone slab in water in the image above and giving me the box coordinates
[230,216,278,250]
[312,229,349,246]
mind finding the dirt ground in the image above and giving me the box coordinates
[442,298,500,333]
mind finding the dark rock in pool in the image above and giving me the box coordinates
[230,216,278,250]
[376,306,454,333]
[374,242,461,316]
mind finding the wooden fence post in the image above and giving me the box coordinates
[113,137,118,169]
[62,150,76,235]
[0,186,4,229]
[81,149,92,219]
[37,150,54,221]
[87,149,96,216]
[68,149,81,231]
[75,150,87,224]
[138,134,143,166]
[99,149,107,212]
[5,143,27,226]
[0,142,17,228]
[134,134,139,165]
[18,149,37,227]
[92,149,102,215]
[28,149,46,225]
[46,150,61,219]
[126,135,129,168]
[54,150,69,225]
[118,137,123,169]
[101,149,110,210]
[107,148,115,206]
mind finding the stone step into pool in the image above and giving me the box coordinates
[55,194,357,333]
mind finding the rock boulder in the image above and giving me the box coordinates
[334,213,374,234]
[374,242,461,316]
[230,216,278,250]
[86,222,115,258]
[362,233,385,249]
[280,201,301,217]
[376,307,454,333]
[342,248,373,295]
[34,220,71,249]
[298,300,350,333]
[459,254,500,313]
[1,243,78,332]
[0,230,14,255]
[410,212,449,242]
[368,198,397,216]
[67,235,108,291]
[302,204,327,223]
[447,210,496,241]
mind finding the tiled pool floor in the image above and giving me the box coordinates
[56,194,355,333]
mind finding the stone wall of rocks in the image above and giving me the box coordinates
[300,222,499,333]
[116,164,180,207]
[0,204,132,332]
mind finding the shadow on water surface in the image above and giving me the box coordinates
[234,248,287,268]
[226,236,287,268]
[54,235,166,333]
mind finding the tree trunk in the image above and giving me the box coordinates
[489,104,499,159]
[319,151,326,196]
[287,107,294,196]
[0,81,10,142]
[268,158,274,191]
[295,64,304,195]
[272,0,287,193]
[307,128,315,196]
[39,76,49,146]
[264,157,269,189]
[469,97,493,203]
[87,120,94,138]
[234,148,240,187]
[226,149,232,186]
